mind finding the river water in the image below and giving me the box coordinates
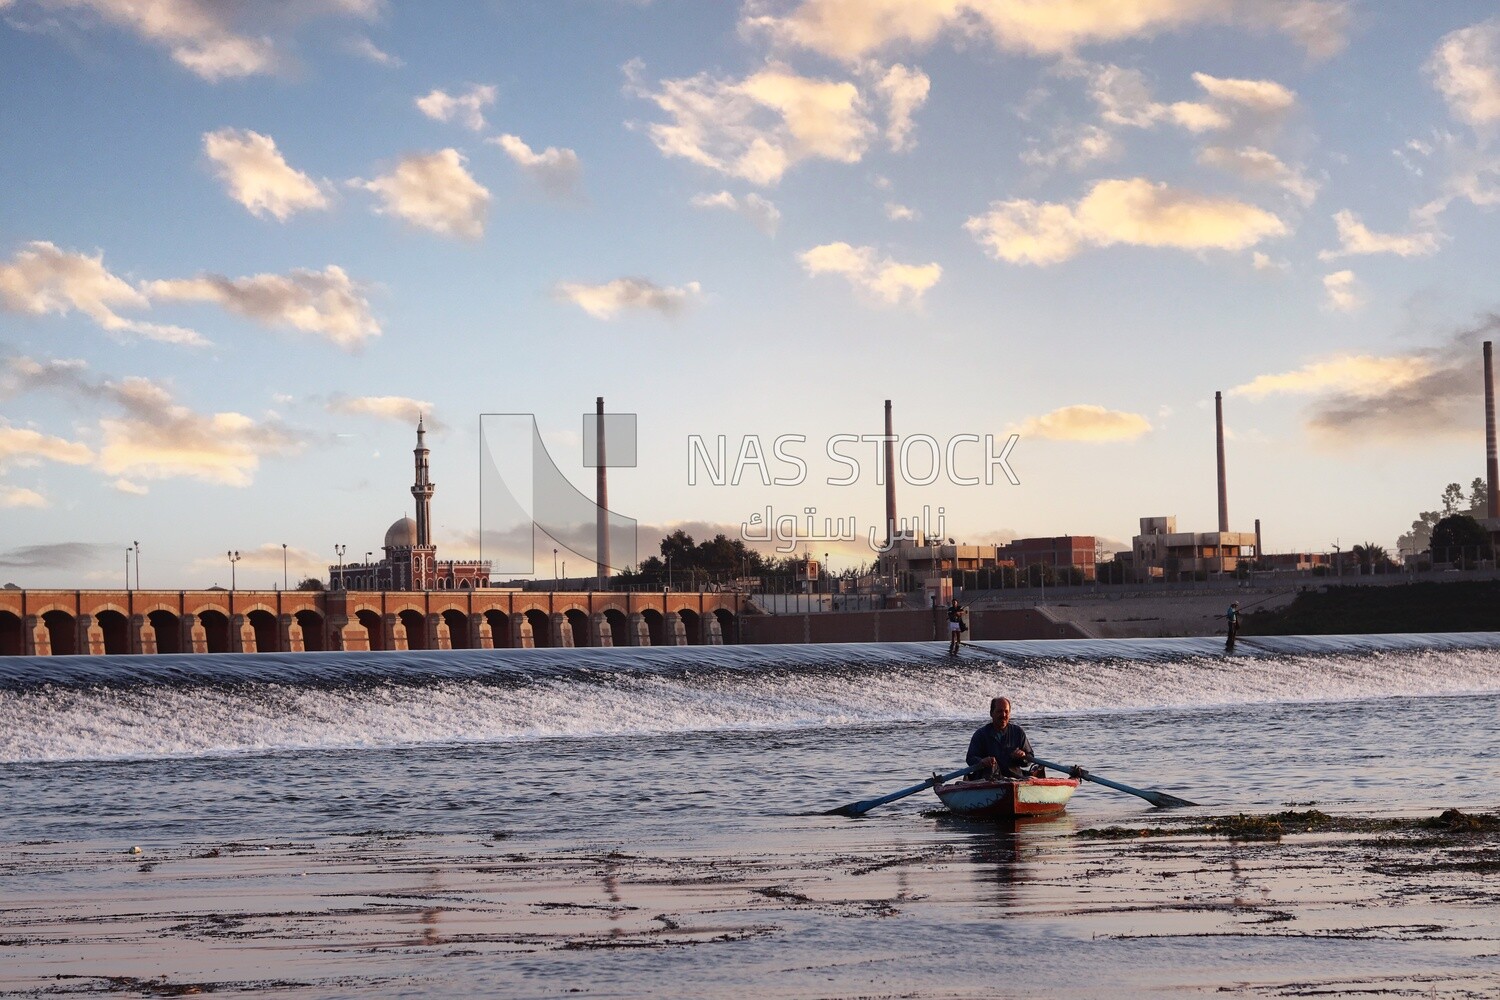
[1,633,1497,997]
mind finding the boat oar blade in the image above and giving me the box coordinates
[826,765,978,817]
[1029,756,1197,809]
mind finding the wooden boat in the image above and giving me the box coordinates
[933,774,1080,817]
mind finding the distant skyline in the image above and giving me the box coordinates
[3,1,1500,589]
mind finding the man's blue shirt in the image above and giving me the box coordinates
[966,722,1033,776]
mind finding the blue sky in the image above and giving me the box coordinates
[2,0,1499,589]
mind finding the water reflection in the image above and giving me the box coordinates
[934,814,1076,907]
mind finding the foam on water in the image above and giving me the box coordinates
[2,634,1496,763]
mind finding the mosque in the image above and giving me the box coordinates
[328,418,492,591]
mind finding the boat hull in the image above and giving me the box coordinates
[933,777,1079,817]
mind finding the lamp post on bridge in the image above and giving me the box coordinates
[227,550,241,592]
[334,544,346,590]
[553,548,558,590]
[125,547,131,592]
[282,543,288,590]
[133,541,140,590]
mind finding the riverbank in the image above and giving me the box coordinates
[4,808,1496,997]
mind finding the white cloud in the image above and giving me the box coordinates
[884,201,918,221]
[798,241,941,305]
[352,149,490,239]
[145,265,379,348]
[1252,251,1288,271]
[0,485,47,508]
[872,62,930,151]
[1021,124,1119,170]
[627,60,875,185]
[111,478,149,495]
[1198,146,1317,204]
[28,0,379,81]
[1427,18,1500,130]
[1322,269,1362,312]
[489,134,583,198]
[743,0,1348,61]
[1190,72,1297,114]
[346,35,401,67]
[1013,404,1152,442]
[965,177,1287,266]
[1232,354,1430,399]
[415,84,498,131]
[203,128,329,221]
[1317,210,1440,260]
[690,190,782,234]
[0,241,206,346]
[555,278,702,320]
[327,394,433,424]
[0,421,94,467]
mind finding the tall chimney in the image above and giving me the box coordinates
[884,400,897,546]
[596,396,610,589]
[1254,518,1262,562]
[1215,391,1229,533]
[1485,342,1498,519]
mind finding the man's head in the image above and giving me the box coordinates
[989,696,1012,727]
[1231,601,1239,608]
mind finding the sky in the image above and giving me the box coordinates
[3,0,1500,590]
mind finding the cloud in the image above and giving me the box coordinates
[884,201,918,221]
[1322,269,1362,312]
[203,128,330,221]
[1198,146,1317,204]
[1014,405,1152,442]
[1252,251,1288,270]
[0,421,94,467]
[327,394,434,425]
[489,134,583,197]
[798,241,941,304]
[872,62,930,151]
[1190,72,1296,115]
[690,190,782,234]
[1021,124,1119,171]
[191,542,324,579]
[965,177,1287,266]
[0,485,46,508]
[21,0,379,81]
[415,84,498,131]
[1317,210,1440,259]
[0,241,206,346]
[627,60,875,185]
[352,149,490,239]
[6,355,304,486]
[111,477,148,495]
[345,35,401,67]
[0,541,114,569]
[1427,18,1500,130]
[144,265,379,348]
[1232,321,1498,442]
[743,0,1348,61]
[555,278,702,320]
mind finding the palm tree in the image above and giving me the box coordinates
[1352,542,1390,575]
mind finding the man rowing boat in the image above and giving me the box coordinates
[966,696,1040,780]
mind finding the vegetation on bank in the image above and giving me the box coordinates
[1078,808,1500,843]
[1243,580,1500,635]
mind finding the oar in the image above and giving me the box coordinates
[1028,756,1196,809]
[827,764,981,817]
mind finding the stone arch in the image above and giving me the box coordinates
[564,608,590,648]
[199,610,231,653]
[713,608,738,644]
[295,609,325,651]
[523,608,551,648]
[43,610,77,655]
[678,608,703,646]
[441,609,470,649]
[356,609,384,651]
[484,609,510,648]
[149,610,182,654]
[0,611,23,656]
[603,608,630,646]
[640,608,665,647]
[97,608,131,654]
[398,609,428,650]
[248,609,280,653]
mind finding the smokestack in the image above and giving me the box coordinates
[884,400,897,546]
[1215,391,1229,533]
[596,396,610,590]
[1254,518,1262,562]
[1486,342,1498,519]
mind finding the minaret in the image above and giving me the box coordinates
[1485,341,1498,518]
[596,396,610,589]
[412,415,435,548]
[1215,391,1229,533]
[884,400,897,546]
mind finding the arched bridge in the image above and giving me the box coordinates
[0,590,746,655]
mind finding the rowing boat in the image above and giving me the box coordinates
[933,774,1080,817]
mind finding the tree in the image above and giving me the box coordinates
[1398,478,1489,556]
[295,577,325,591]
[1429,514,1492,567]
[1351,542,1391,575]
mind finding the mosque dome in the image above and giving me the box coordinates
[384,516,418,549]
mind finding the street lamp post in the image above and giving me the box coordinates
[125,547,131,591]
[228,550,241,592]
[334,544,346,590]
[133,540,140,590]
[282,543,288,590]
